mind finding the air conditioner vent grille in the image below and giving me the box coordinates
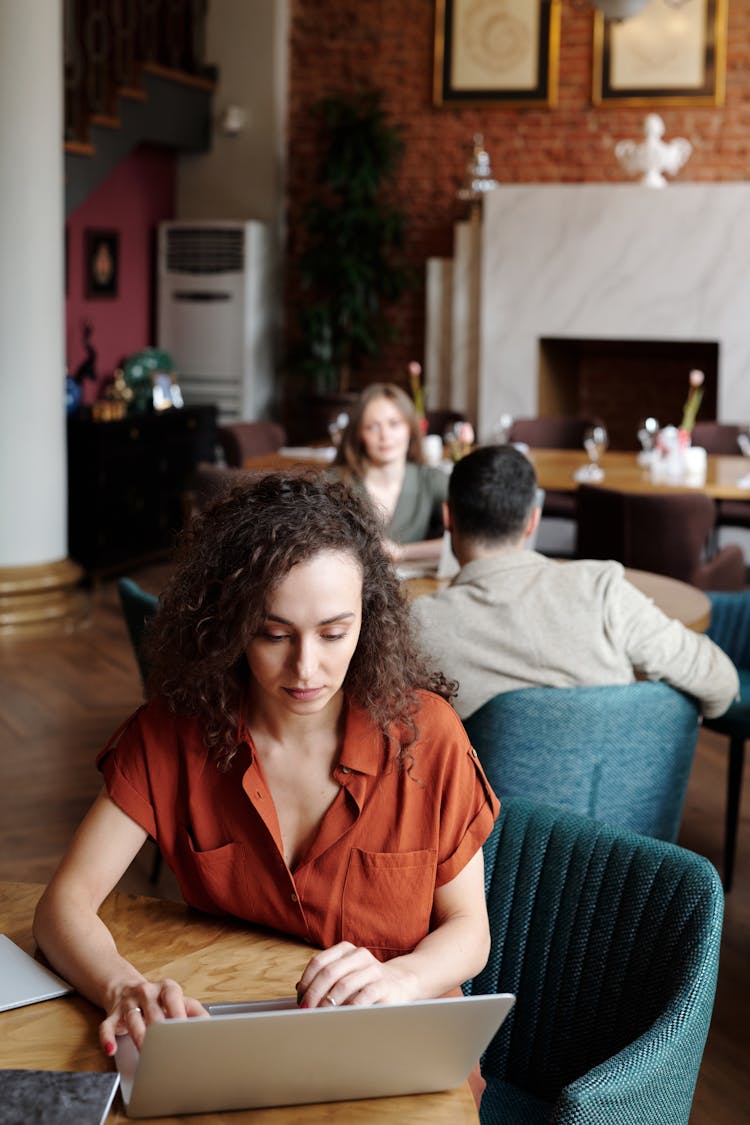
[165,227,245,273]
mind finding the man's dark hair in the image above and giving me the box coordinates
[448,445,538,546]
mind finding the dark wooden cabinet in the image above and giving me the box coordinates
[67,405,217,574]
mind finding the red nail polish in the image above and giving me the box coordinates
[104,1041,115,1056]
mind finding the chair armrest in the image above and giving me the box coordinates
[554,962,720,1124]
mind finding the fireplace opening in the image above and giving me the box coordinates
[538,338,719,451]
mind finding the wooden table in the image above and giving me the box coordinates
[530,448,750,500]
[242,447,338,472]
[241,447,750,501]
[0,883,478,1124]
[405,566,711,633]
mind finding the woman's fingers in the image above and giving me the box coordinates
[99,978,209,1055]
[298,944,387,1008]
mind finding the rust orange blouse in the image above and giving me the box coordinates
[97,691,499,960]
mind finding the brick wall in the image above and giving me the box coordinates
[285,0,750,392]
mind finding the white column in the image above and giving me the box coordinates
[450,212,482,427]
[0,0,84,632]
[424,258,453,412]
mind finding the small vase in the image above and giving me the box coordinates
[653,424,690,481]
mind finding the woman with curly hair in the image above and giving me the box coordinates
[34,473,498,1067]
[331,382,448,565]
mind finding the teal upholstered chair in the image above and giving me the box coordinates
[463,682,699,843]
[117,577,159,689]
[465,799,723,1125]
[704,590,750,891]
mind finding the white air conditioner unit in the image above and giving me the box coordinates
[157,220,274,424]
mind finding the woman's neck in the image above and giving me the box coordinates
[363,458,407,485]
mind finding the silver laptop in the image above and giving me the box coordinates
[115,992,514,1118]
[0,934,72,1012]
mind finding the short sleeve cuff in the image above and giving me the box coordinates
[99,753,158,839]
[435,758,500,887]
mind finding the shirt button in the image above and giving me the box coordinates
[291,892,298,903]
[471,748,478,758]
[339,765,351,774]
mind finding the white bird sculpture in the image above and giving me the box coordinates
[615,114,692,189]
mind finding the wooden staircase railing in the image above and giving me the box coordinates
[64,0,216,150]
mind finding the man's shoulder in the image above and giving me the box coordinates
[410,581,464,627]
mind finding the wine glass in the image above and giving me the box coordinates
[582,424,608,480]
[737,424,750,458]
[736,425,750,488]
[327,412,349,448]
[636,416,660,466]
[489,412,514,445]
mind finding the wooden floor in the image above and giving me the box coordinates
[0,563,747,1123]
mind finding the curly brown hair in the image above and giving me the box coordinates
[144,472,454,769]
[333,382,424,479]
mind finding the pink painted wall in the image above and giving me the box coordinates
[66,144,176,402]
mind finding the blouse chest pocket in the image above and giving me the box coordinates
[173,826,248,917]
[341,848,437,958]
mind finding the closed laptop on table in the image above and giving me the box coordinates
[116,992,514,1118]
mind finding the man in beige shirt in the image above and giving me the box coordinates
[410,445,738,721]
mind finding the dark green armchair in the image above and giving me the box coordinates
[466,799,723,1124]
[463,681,700,843]
[704,590,750,891]
[117,577,158,689]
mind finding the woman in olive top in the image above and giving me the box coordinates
[331,383,448,564]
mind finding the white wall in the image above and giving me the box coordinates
[174,0,288,415]
[176,0,288,227]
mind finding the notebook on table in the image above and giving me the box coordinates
[115,992,515,1118]
[0,1070,119,1125]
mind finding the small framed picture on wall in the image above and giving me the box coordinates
[433,0,561,107]
[84,228,119,299]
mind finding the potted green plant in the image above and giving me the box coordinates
[290,89,410,434]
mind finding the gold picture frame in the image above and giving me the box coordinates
[433,0,561,108]
[592,0,727,107]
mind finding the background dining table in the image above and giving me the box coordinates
[0,883,479,1124]
[240,445,750,499]
[529,448,750,499]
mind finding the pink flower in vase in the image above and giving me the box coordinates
[407,360,426,429]
[679,369,704,435]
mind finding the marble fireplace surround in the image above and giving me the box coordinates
[475,184,750,441]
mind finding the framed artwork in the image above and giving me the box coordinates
[84,228,119,299]
[592,0,727,107]
[433,0,561,107]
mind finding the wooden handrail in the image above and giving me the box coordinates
[64,0,215,146]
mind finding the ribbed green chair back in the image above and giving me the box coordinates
[463,682,699,843]
[117,577,159,688]
[706,590,750,664]
[468,799,723,1124]
[704,591,750,891]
